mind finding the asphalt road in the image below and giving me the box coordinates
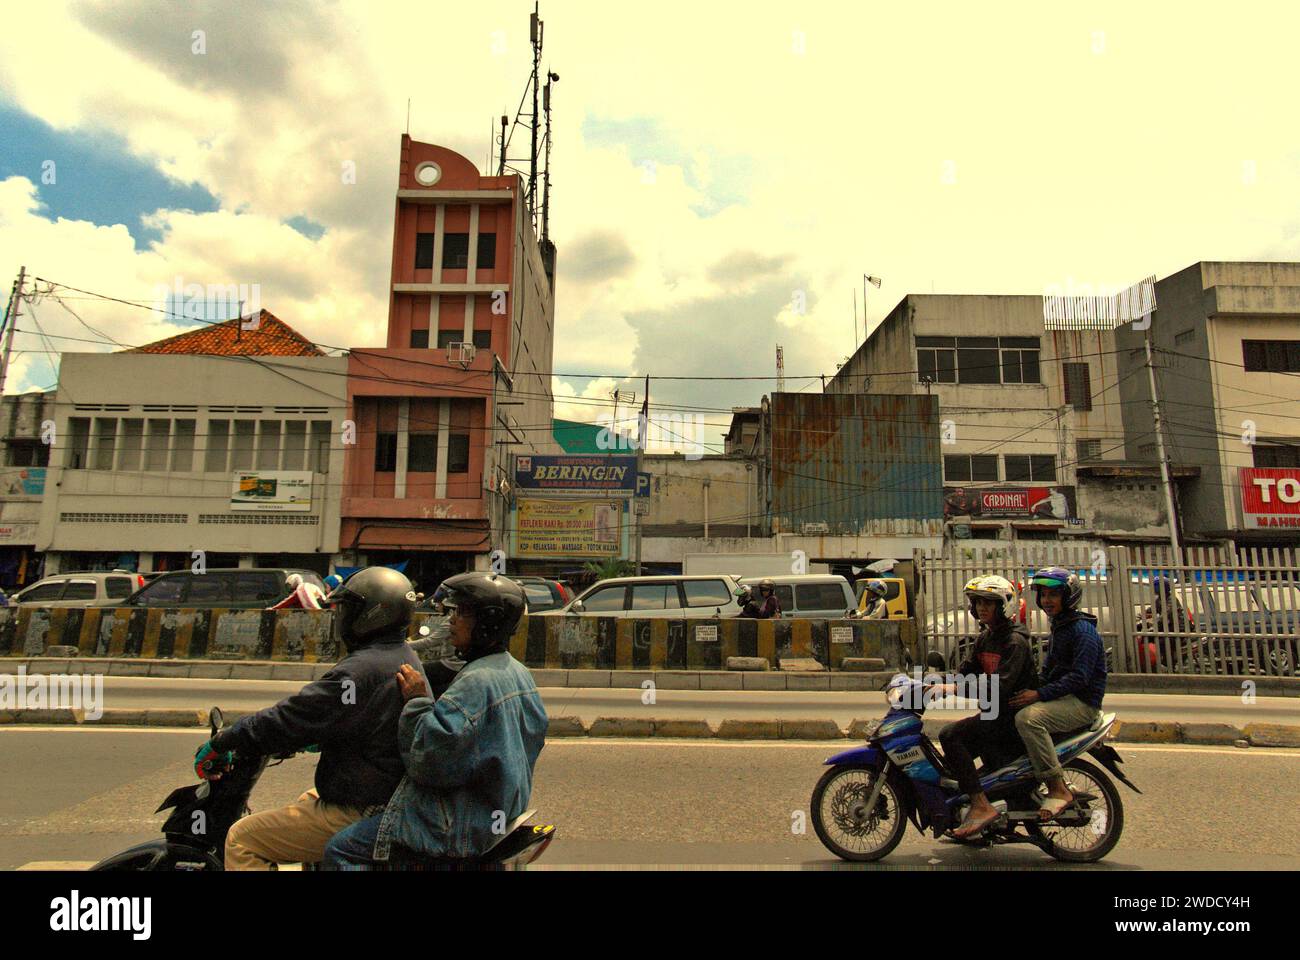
[2,727,1298,870]
[45,676,1300,727]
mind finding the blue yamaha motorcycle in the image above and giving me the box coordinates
[811,665,1140,863]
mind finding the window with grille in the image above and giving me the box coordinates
[1063,363,1093,410]
[448,434,471,473]
[1242,340,1300,373]
[1004,454,1057,482]
[1076,439,1102,462]
[944,454,999,482]
[409,433,438,472]
[919,336,1040,385]
[1000,337,1041,384]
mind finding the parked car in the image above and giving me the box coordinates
[510,576,574,614]
[541,575,744,619]
[739,574,856,619]
[10,570,148,608]
[115,568,326,609]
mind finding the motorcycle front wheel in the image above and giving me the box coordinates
[810,765,906,862]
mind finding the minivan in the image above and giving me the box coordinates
[544,575,744,619]
[10,571,148,607]
[740,575,857,619]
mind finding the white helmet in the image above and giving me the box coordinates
[963,574,1017,621]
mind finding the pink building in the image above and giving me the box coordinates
[341,136,557,589]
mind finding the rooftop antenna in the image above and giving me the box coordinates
[776,344,785,393]
[497,2,556,245]
[405,98,411,137]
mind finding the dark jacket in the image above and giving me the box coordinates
[954,619,1037,724]
[1039,610,1107,709]
[212,632,425,807]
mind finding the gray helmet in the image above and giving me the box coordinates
[439,572,526,654]
[327,567,417,647]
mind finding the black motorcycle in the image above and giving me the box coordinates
[90,706,555,871]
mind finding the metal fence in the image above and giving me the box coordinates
[915,544,1299,677]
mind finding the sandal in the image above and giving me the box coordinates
[1037,795,1074,820]
[951,808,1003,839]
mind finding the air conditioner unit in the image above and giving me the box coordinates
[447,342,476,366]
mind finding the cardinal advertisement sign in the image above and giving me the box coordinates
[1240,467,1300,529]
[944,486,1077,520]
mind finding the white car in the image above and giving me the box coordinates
[541,575,744,619]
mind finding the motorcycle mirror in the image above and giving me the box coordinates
[209,706,224,734]
[924,651,946,671]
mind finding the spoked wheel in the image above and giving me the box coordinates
[810,766,906,862]
[1035,758,1124,863]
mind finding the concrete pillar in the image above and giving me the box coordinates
[396,399,410,498]
[436,399,451,499]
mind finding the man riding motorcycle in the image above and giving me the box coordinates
[194,566,425,869]
[323,572,548,868]
[931,575,1037,838]
[1009,567,1108,820]
[858,579,890,620]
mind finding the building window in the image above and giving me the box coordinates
[1015,527,1059,541]
[171,420,196,473]
[1063,362,1093,411]
[918,336,1040,385]
[311,421,331,473]
[1139,442,1157,458]
[437,330,464,350]
[66,418,90,470]
[1000,337,1041,384]
[442,233,470,269]
[204,419,229,472]
[1174,328,1195,346]
[281,421,306,471]
[6,439,49,467]
[410,329,429,349]
[415,233,435,270]
[476,233,496,270]
[1076,439,1102,463]
[1004,454,1057,482]
[917,337,957,384]
[409,433,438,472]
[1242,340,1300,373]
[944,454,999,482]
[375,433,398,472]
[231,420,256,471]
[472,328,491,349]
[145,419,170,472]
[448,434,470,473]
[93,418,117,470]
[1253,444,1300,468]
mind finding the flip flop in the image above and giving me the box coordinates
[951,809,1003,839]
[1037,796,1074,820]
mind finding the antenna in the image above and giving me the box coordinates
[776,344,785,393]
[406,98,411,136]
[497,2,557,253]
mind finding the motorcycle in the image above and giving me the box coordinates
[810,656,1140,863]
[90,706,556,871]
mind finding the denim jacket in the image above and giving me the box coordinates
[373,651,548,861]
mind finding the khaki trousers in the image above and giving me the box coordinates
[224,789,371,870]
[1013,695,1101,782]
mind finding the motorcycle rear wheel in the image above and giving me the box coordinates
[811,765,906,862]
[1039,758,1124,863]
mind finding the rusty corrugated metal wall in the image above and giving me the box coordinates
[767,393,942,534]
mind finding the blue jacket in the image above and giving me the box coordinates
[373,651,548,861]
[1038,611,1107,709]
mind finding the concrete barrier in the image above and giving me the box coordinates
[0,606,914,673]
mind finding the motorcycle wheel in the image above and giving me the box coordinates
[810,765,906,863]
[1039,759,1124,863]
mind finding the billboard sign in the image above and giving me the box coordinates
[230,471,313,512]
[943,486,1077,520]
[1240,467,1300,529]
[516,499,623,558]
[514,454,637,493]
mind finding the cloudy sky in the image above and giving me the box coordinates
[2,1,1298,447]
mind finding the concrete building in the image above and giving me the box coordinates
[0,390,54,589]
[37,314,347,575]
[829,293,1172,546]
[339,136,560,590]
[1115,261,1300,545]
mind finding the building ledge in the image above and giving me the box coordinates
[1076,461,1200,479]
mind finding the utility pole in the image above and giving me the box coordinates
[1142,314,1181,558]
[0,266,27,397]
[634,375,648,575]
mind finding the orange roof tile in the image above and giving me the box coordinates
[125,310,325,357]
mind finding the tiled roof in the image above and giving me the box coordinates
[125,310,325,357]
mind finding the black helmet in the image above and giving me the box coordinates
[439,572,526,655]
[327,567,417,647]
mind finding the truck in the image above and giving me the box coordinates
[681,552,829,579]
